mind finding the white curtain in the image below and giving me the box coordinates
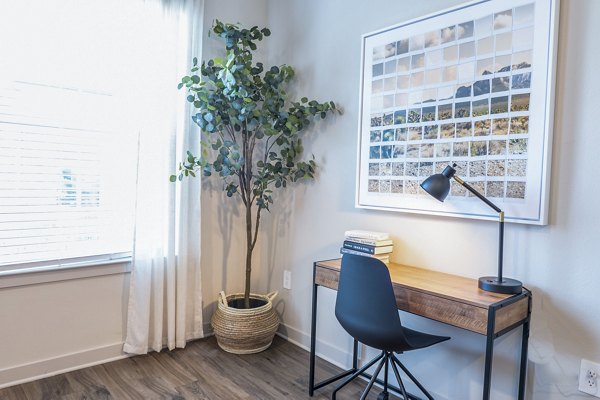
[123,0,205,354]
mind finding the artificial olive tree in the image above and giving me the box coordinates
[172,21,340,308]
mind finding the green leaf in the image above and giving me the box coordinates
[169,175,177,182]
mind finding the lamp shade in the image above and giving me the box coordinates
[420,165,456,202]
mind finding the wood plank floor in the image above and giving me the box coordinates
[0,336,401,400]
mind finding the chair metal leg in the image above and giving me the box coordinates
[383,354,390,392]
[332,351,385,400]
[379,355,390,400]
[382,352,389,396]
[359,354,388,400]
[389,356,409,400]
[391,354,434,400]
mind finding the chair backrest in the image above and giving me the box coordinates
[335,254,407,351]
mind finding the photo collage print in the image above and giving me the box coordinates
[367,3,534,199]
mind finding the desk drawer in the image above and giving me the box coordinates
[394,285,489,334]
[315,267,340,290]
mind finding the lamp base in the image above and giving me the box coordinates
[478,276,522,294]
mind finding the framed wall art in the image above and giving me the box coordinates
[355,0,559,224]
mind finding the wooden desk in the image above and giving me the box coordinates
[308,258,531,400]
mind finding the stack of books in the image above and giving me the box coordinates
[340,230,393,264]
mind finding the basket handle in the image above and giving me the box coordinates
[219,291,228,307]
[267,291,278,302]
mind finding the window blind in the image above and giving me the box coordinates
[0,80,137,269]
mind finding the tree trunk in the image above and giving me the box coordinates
[244,197,252,308]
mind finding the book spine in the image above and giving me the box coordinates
[344,237,380,246]
[344,230,389,240]
[340,247,374,257]
[343,241,375,254]
[340,248,386,259]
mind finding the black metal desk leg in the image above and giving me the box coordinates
[309,263,319,396]
[518,293,532,400]
[483,305,497,400]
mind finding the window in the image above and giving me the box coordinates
[0,1,179,272]
[0,80,137,269]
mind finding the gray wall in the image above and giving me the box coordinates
[242,0,600,398]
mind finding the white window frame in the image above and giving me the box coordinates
[0,254,132,288]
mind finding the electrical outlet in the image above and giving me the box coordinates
[579,359,600,396]
[283,270,292,290]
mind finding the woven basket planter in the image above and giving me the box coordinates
[211,291,279,354]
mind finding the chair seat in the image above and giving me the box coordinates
[401,327,450,352]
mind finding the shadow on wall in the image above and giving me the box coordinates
[215,184,239,289]
[527,287,595,399]
[261,187,294,327]
[398,311,520,399]
[201,178,241,319]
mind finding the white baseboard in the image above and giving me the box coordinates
[0,342,129,389]
[276,322,359,371]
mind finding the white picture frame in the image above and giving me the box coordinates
[355,0,560,225]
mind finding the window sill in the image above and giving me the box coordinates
[0,258,132,289]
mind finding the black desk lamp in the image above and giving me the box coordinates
[420,164,522,295]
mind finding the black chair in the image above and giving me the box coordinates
[332,254,450,400]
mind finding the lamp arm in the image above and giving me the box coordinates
[452,175,505,282]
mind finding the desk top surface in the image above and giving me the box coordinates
[316,258,514,309]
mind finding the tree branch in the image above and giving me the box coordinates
[224,124,236,142]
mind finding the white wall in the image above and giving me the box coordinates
[255,0,600,399]
[0,271,130,387]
